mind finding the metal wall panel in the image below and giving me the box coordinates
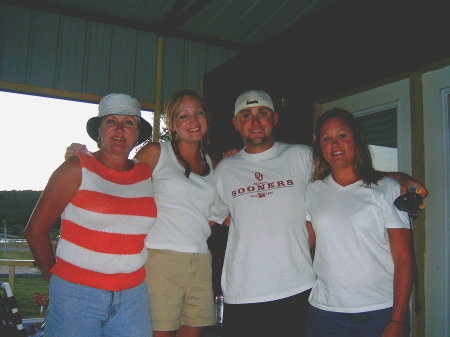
[24,0,337,49]
[0,4,238,105]
[55,16,87,92]
[134,30,157,102]
[163,37,186,99]
[163,36,239,101]
[0,5,32,83]
[83,21,113,96]
[184,41,207,91]
[27,10,59,88]
[205,45,233,73]
[109,25,138,95]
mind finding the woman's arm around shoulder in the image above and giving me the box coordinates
[134,142,161,172]
[24,156,82,282]
[383,172,428,198]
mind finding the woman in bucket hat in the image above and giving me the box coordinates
[25,93,157,337]
[65,90,217,337]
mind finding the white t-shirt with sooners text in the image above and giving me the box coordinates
[210,142,316,304]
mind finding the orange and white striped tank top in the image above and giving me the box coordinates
[51,152,157,291]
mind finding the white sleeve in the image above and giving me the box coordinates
[382,178,411,229]
[209,192,229,224]
[209,167,229,224]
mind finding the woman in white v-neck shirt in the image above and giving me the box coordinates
[306,108,413,337]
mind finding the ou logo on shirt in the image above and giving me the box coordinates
[255,172,263,181]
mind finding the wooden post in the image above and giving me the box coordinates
[8,265,15,292]
[409,71,426,337]
[153,36,164,142]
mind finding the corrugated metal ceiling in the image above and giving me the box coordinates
[6,0,339,51]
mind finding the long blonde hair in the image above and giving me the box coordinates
[164,89,211,178]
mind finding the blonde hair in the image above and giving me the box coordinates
[164,89,211,178]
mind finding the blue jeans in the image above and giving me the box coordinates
[45,275,152,337]
[307,304,410,337]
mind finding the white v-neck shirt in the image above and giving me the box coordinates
[306,175,410,312]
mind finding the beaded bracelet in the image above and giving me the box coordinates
[390,320,405,326]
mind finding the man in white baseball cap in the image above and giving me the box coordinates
[210,89,314,337]
[231,89,278,154]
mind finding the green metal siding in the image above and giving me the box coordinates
[0,3,239,103]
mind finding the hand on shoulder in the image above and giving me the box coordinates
[223,149,240,158]
[384,172,428,198]
[65,143,88,160]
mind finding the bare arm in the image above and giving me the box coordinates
[208,214,230,227]
[384,172,428,198]
[24,157,81,282]
[222,214,231,227]
[382,228,414,337]
[134,142,161,172]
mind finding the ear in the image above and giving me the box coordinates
[232,117,239,131]
[273,112,279,126]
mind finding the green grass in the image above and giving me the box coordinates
[2,249,34,260]
[1,241,35,260]
[1,276,48,318]
[1,240,47,318]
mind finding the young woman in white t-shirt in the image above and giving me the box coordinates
[306,108,414,337]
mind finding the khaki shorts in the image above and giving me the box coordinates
[145,249,215,331]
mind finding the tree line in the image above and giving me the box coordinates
[0,190,61,238]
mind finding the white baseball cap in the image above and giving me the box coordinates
[234,90,274,116]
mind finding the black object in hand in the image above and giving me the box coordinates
[394,186,424,221]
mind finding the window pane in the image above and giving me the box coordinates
[355,107,398,172]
